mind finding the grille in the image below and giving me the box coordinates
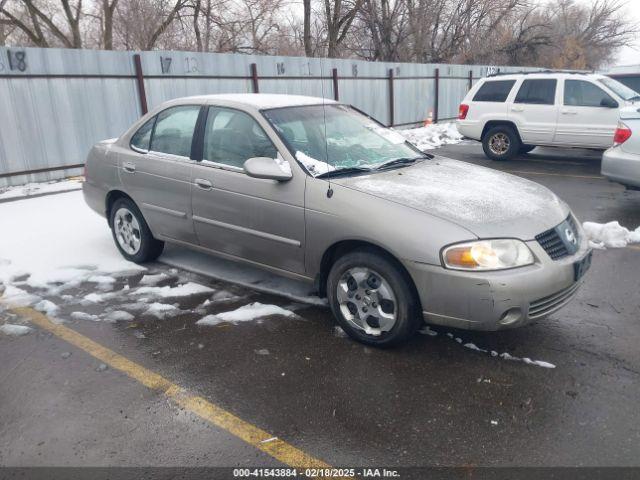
[528,282,581,319]
[535,215,580,260]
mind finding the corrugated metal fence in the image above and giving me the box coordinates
[0,47,533,187]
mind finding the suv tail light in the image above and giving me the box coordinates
[458,104,469,120]
[613,122,632,146]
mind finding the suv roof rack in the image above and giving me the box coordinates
[486,69,592,77]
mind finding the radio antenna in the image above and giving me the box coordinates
[318,56,332,198]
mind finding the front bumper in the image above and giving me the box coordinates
[404,238,591,331]
[602,147,640,189]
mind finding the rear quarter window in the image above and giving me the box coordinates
[473,80,516,102]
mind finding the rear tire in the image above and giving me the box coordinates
[482,126,521,161]
[327,249,421,347]
[109,197,164,264]
[520,144,536,154]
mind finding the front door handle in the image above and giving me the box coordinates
[122,162,136,173]
[561,109,577,115]
[195,178,212,190]
[511,106,525,112]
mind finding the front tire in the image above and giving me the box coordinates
[482,126,521,161]
[327,249,421,347]
[109,198,164,263]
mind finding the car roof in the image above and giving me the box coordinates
[173,93,338,109]
[482,72,607,81]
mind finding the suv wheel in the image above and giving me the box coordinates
[482,126,521,161]
[109,198,164,263]
[327,249,421,347]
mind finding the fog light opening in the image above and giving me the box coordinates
[499,308,523,326]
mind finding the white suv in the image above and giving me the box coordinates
[456,72,640,160]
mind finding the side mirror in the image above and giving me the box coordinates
[601,97,618,108]
[243,157,292,181]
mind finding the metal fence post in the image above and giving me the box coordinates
[388,68,395,127]
[133,54,148,115]
[250,63,259,93]
[468,69,473,91]
[332,68,339,101]
[434,67,439,124]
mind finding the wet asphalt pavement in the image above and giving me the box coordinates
[1,142,640,470]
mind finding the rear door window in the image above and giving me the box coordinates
[473,80,516,102]
[150,105,201,158]
[564,80,616,107]
[514,79,557,105]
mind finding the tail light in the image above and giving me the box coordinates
[613,122,632,146]
[458,104,469,120]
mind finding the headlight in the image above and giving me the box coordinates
[442,239,534,271]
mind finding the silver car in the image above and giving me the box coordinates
[83,94,592,346]
[602,106,640,190]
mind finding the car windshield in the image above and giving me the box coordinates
[262,104,426,177]
[598,78,640,101]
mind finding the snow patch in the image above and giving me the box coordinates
[419,326,439,336]
[34,299,59,316]
[0,324,33,336]
[144,303,180,318]
[582,221,640,249]
[103,310,135,322]
[138,273,171,286]
[70,311,100,321]
[295,151,335,176]
[196,302,295,326]
[1,285,41,307]
[133,282,213,298]
[0,179,82,201]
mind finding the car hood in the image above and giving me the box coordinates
[333,157,569,240]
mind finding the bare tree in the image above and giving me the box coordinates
[323,0,364,57]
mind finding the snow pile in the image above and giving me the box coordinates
[196,302,295,326]
[400,122,463,151]
[0,324,33,336]
[103,310,134,322]
[582,221,640,249]
[0,179,82,201]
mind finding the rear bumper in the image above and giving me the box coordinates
[455,120,482,141]
[404,239,591,331]
[602,147,640,188]
[82,180,107,219]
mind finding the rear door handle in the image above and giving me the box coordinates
[122,162,136,173]
[194,178,212,190]
[511,106,525,112]
[561,109,577,115]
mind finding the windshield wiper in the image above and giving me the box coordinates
[375,156,429,170]
[315,166,372,179]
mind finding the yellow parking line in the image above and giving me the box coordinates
[9,306,331,469]
[503,170,604,180]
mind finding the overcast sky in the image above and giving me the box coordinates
[572,0,640,66]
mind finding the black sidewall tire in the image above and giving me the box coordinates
[482,126,521,161]
[327,250,421,348]
[109,198,164,264]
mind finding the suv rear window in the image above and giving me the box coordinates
[473,80,516,102]
[515,79,557,105]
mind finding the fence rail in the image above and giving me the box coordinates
[0,47,535,187]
